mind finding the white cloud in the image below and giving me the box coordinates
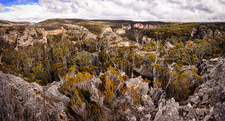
[0,3,5,11]
[0,0,225,22]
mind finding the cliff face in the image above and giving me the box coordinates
[1,57,225,121]
[0,24,97,49]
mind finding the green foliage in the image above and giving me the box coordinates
[0,63,21,75]
[1,48,21,66]
[142,22,201,40]
[213,36,225,54]
[52,39,74,64]
[125,29,137,41]
[109,23,122,29]
[67,32,86,41]
[52,62,67,79]
[90,103,99,115]
[2,21,225,113]
[61,71,92,105]
[167,63,202,101]
[72,51,92,71]
[76,39,97,52]
[166,42,199,65]
[99,66,122,102]
[79,24,102,35]
[131,88,141,105]
[32,65,49,85]
[98,51,109,68]
[144,53,156,62]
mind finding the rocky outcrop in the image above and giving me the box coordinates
[113,76,156,120]
[197,25,213,39]
[100,30,123,42]
[154,98,182,121]
[134,63,153,80]
[165,42,175,50]
[0,71,70,121]
[0,23,98,48]
[115,28,126,35]
[191,25,224,39]
[64,24,97,40]
[133,23,157,30]
[214,29,222,37]
[186,57,225,120]
[0,72,17,121]
[151,57,225,121]
[142,35,153,44]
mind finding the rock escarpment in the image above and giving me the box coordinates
[191,25,225,39]
[151,57,225,121]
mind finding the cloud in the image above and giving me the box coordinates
[0,3,5,11]
[0,0,225,22]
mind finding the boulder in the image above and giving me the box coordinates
[154,98,182,121]
[165,42,175,50]
[214,29,222,37]
[191,28,197,37]
[0,71,70,121]
[71,103,87,120]
[0,72,17,121]
[134,64,153,80]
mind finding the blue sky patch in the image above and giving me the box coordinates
[0,8,11,13]
[1,0,38,6]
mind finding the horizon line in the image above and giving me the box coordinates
[1,18,225,24]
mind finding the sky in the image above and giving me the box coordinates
[0,0,225,22]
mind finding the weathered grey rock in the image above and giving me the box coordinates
[186,57,225,120]
[125,76,142,88]
[154,98,182,121]
[141,95,154,108]
[140,114,151,121]
[207,29,213,37]
[179,104,196,121]
[190,95,200,107]
[129,116,137,121]
[0,71,70,121]
[91,53,101,67]
[71,103,87,120]
[0,71,17,121]
[214,29,222,37]
[149,87,166,104]
[165,42,175,50]
[1,52,225,121]
[191,28,197,37]
[192,25,216,39]
[198,25,208,39]
[134,64,153,79]
[90,83,104,106]
[214,102,225,121]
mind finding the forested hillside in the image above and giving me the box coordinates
[1,19,225,121]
